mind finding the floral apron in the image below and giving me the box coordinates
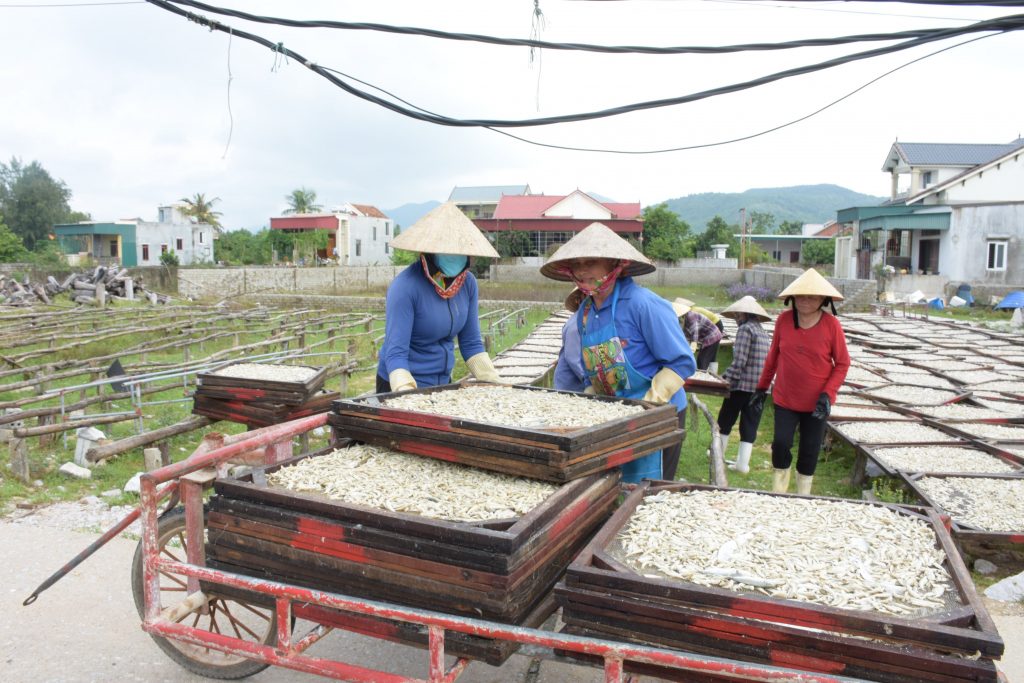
[578,286,663,482]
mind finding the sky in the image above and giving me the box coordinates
[1,0,1021,231]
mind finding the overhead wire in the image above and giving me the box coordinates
[140,1,1024,129]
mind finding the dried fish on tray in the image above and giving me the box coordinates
[196,361,328,405]
[859,383,967,406]
[940,422,1024,443]
[207,445,621,664]
[900,473,1024,545]
[829,420,965,445]
[865,445,1023,476]
[682,370,729,397]
[329,383,682,481]
[557,481,1003,683]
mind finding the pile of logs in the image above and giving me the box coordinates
[0,267,170,307]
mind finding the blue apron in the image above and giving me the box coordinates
[578,285,663,483]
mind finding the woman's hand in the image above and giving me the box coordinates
[812,393,831,420]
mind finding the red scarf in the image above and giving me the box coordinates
[555,260,626,299]
[420,254,468,300]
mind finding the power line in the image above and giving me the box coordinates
[142,1,1024,129]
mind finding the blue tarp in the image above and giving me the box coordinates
[995,291,1024,309]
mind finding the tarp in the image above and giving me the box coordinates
[995,291,1024,310]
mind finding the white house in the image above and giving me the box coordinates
[835,138,1024,296]
[269,203,393,266]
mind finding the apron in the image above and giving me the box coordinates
[579,285,663,483]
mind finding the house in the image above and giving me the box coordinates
[54,204,214,267]
[448,185,531,220]
[269,203,392,266]
[472,190,643,257]
[738,222,837,265]
[835,138,1024,295]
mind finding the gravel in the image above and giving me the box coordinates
[4,496,141,536]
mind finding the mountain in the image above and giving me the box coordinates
[383,201,441,230]
[659,184,885,231]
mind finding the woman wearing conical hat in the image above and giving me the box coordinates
[543,223,697,483]
[713,296,772,475]
[750,269,850,495]
[377,202,502,393]
[670,298,724,373]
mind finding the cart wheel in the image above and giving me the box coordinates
[131,507,276,680]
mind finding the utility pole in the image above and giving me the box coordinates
[739,208,746,270]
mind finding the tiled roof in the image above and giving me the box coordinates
[351,204,388,219]
[448,185,530,202]
[492,194,641,220]
[892,142,1019,166]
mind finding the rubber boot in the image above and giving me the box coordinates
[718,433,730,458]
[730,441,752,474]
[708,361,719,375]
[796,473,814,495]
[772,468,791,493]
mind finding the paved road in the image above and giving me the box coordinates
[3,523,1022,683]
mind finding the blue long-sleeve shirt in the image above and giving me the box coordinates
[377,264,486,387]
[554,311,587,392]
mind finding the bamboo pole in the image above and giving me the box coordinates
[86,416,215,463]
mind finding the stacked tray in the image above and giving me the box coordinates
[205,452,621,664]
[556,482,1004,683]
[899,472,1024,546]
[329,383,682,482]
[193,362,330,427]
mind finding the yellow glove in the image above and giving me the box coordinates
[642,368,686,404]
[465,352,502,383]
[388,368,417,393]
[689,341,698,353]
[583,385,597,395]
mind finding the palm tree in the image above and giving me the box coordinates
[283,188,322,215]
[178,193,223,229]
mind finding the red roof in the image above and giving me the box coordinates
[493,194,641,220]
[351,204,388,219]
[814,222,841,237]
[474,218,642,234]
[270,215,340,230]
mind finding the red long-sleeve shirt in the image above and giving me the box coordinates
[757,310,850,412]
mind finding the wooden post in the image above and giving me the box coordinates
[37,414,54,448]
[158,441,171,467]
[143,447,162,472]
[299,432,310,455]
[10,438,30,484]
[327,328,336,350]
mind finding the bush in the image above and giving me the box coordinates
[725,282,773,301]
[159,250,180,266]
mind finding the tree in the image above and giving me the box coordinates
[179,193,223,228]
[0,219,29,262]
[748,211,775,235]
[802,237,836,265]
[492,230,532,258]
[0,157,73,250]
[159,250,180,266]
[640,203,692,261]
[778,220,803,235]
[693,215,739,257]
[215,228,272,265]
[283,188,322,215]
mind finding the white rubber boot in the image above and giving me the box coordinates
[796,474,814,495]
[729,441,752,474]
[772,468,791,493]
[716,433,730,461]
[708,361,719,375]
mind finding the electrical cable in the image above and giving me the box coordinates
[158,0,1009,55]
[141,1,1024,129]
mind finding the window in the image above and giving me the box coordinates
[772,250,782,261]
[109,240,118,257]
[789,252,800,263]
[987,241,1007,271]
[921,171,933,186]
[385,222,390,236]
[385,242,390,254]
[355,239,362,257]
[373,226,377,241]
[161,244,168,254]
[199,232,204,244]
[142,244,150,260]
[176,238,183,250]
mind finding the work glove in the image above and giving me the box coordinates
[812,392,831,421]
[465,352,502,384]
[583,385,597,395]
[747,389,767,415]
[642,368,686,405]
[388,368,417,393]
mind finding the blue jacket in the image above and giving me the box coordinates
[377,264,486,387]
[554,310,587,392]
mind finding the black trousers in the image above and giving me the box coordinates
[716,390,761,443]
[660,411,688,480]
[696,342,720,370]
[771,404,828,476]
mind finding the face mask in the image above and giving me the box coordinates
[435,253,467,277]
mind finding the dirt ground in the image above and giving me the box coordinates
[2,522,1022,683]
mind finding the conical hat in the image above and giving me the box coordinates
[721,295,771,322]
[778,268,844,300]
[540,222,655,281]
[390,202,499,258]
[564,287,585,313]
[670,297,691,317]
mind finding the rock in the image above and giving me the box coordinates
[984,571,1024,602]
[974,559,998,575]
[865,460,884,478]
[82,495,101,505]
[59,462,92,479]
[100,488,121,498]
[32,479,44,488]
[123,472,143,494]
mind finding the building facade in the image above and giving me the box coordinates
[269,203,393,266]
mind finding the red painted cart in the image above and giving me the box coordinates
[121,413,875,683]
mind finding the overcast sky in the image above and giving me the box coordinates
[1,0,1021,230]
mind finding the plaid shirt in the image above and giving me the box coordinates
[682,311,723,347]
[723,319,770,392]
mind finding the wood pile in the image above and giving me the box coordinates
[0,267,169,307]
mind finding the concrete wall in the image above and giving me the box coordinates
[177,265,404,299]
[745,266,874,304]
[490,264,742,286]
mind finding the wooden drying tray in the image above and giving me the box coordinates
[682,374,729,397]
[193,391,340,427]
[557,481,1003,683]
[853,383,972,407]
[196,362,328,405]
[898,472,1024,545]
[855,440,1024,480]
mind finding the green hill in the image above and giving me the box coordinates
[659,184,884,232]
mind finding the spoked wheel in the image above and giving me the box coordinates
[131,507,276,680]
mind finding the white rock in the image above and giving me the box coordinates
[100,488,121,498]
[984,571,1024,602]
[974,559,998,575]
[59,462,92,479]
[123,472,143,494]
